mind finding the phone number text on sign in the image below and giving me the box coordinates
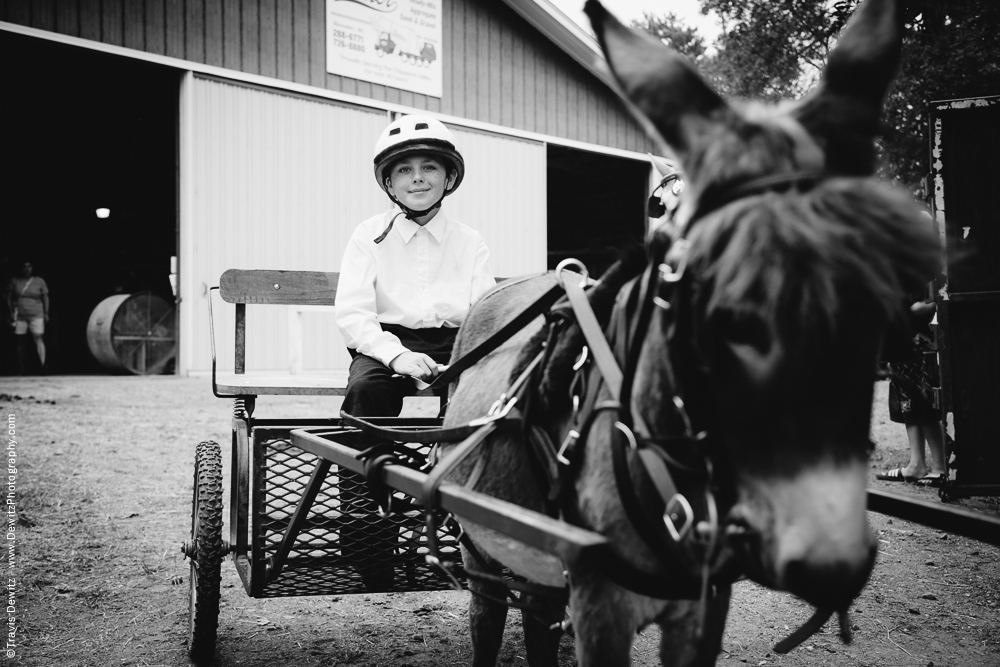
[327,0,442,98]
[332,27,366,53]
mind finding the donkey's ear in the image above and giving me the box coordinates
[793,0,902,174]
[585,0,727,157]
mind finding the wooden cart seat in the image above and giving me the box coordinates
[211,269,443,400]
[214,371,354,396]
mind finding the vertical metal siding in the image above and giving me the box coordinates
[182,76,389,374]
[178,78,547,374]
[446,125,547,279]
[3,0,656,153]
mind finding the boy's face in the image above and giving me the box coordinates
[385,155,456,215]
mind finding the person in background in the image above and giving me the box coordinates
[876,296,947,486]
[877,211,946,487]
[6,261,49,374]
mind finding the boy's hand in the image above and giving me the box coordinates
[389,352,441,381]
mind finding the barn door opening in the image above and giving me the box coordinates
[930,96,1000,497]
[1,33,180,374]
[546,145,648,277]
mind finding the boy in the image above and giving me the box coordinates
[335,115,495,418]
[334,115,494,591]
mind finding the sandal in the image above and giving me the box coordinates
[916,474,946,488]
[876,468,918,482]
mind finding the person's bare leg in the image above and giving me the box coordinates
[903,424,928,479]
[14,334,27,375]
[33,333,46,368]
[922,420,946,476]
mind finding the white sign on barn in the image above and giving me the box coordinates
[326,0,443,97]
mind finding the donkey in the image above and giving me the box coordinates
[439,0,939,665]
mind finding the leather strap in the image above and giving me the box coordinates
[421,421,501,510]
[606,557,703,600]
[561,275,622,400]
[420,283,566,390]
[686,171,826,234]
[773,608,835,653]
[340,412,491,444]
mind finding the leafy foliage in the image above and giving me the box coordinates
[629,12,708,64]
[631,0,1000,186]
[883,0,1000,186]
[702,0,857,100]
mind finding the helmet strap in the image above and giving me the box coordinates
[373,192,446,244]
[374,169,456,243]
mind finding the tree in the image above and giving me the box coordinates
[629,12,708,64]
[882,0,1000,187]
[701,0,858,100]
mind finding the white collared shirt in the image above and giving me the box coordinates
[335,207,496,365]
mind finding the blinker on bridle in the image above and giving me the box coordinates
[647,172,686,218]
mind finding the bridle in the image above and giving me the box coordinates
[550,169,859,650]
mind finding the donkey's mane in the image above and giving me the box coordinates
[685,176,939,344]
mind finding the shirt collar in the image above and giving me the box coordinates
[394,207,448,244]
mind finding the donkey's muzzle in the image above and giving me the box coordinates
[782,541,877,609]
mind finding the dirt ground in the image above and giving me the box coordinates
[3,375,999,667]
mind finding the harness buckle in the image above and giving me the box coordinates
[659,239,690,284]
[672,395,695,437]
[556,430,579,466]
[376,490,394,518]
[652,295,672,311]
[663,493,695,542]
[614,421,639,451]
[469,396,519,426]
[555,258,589,288]
[425,554,464,591]
[487,393,507,416]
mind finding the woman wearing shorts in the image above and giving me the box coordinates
[6,261,49,373]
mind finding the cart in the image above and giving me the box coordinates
[183,269,610,663]
[185,268,1000,664]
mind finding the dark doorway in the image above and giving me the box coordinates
[1,33,180,374]
[546,145,649,277]
[930,97,1000,496]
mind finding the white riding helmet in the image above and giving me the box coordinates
[373,115,465,203]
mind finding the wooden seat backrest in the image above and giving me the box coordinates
[217,269,341,377]
[220,269,340,305]
[214,268,500,397]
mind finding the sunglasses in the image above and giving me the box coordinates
[647,173,685,218]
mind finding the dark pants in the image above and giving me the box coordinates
[341,324,456,417]
[338,324,456,592]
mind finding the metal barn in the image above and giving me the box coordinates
[1,0,662,377]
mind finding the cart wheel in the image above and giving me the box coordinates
[187,441,224,664]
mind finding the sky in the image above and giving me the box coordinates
[548,0,724,44]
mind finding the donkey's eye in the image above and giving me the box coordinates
[715,311,772,354]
